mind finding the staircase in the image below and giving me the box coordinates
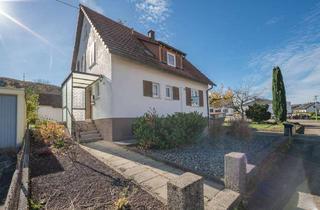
[77,120,103,143]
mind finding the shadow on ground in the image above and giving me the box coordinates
[246,137,320,210]
[0,152,16,205]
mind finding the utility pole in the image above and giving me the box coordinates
[315,95,319,121]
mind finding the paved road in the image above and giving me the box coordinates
[246,141,320,210]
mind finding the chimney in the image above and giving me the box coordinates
[148,30,155,40]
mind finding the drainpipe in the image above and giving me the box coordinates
[206,84,214,122]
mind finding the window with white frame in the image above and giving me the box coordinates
[89,42,96,68]
[165,86,173,99]
[152,83,160,98]
[95,82,100,97]
[167,52,176,67]
[191,89,199,106]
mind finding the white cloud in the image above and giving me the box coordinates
[248,3,320,104]
[130,0,171,40]
[134,0,170,24]
[80,0,104,14]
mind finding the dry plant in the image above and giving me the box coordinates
[208,118,225,138]
[228,119,252,140]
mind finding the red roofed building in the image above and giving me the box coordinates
[62,5,215,142]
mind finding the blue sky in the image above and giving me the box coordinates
[0,0,319,104]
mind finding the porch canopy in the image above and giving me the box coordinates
[61,71,101,134]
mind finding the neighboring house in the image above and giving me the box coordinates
[61,5,214,142]
[38,94,62,121]
[244,98,292,116]
[292,102,320,115]
[0,87,26,150]
[209,104,234,118]
[0,77,62,122]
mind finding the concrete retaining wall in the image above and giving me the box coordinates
[4,129,30,210]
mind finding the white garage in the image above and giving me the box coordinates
[0,87,26,150]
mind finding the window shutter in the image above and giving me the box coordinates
[176,55,182,69]
[143,80,152,97]
[199,90,204,107]
[173,86,179,100]
[186,87,191,106]
[161,47,167,63]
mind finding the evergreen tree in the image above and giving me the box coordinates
[272,66,287,122]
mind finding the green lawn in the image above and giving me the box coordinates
[249,122,283,132]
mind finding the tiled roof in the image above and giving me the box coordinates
[71,5,214,86]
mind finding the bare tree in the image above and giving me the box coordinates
[232,83,259,120]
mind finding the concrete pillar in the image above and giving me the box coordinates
[224,152,247,194]
[167,172,204,210]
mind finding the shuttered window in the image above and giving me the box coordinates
[143,80,152,97]
[143,80,160,98]
[186,88,204,107]
[199,90,204,107]
[186,87,191,106]
[161,47,167,63]
[172,86,180,100]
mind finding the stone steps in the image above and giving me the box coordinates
[77,120,103,143]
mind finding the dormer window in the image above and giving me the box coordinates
[167,52,176,67]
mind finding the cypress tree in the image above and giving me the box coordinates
[272,66,287,122]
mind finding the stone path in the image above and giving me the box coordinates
[81,141,240,210]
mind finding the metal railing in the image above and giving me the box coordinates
[65,107,80,142]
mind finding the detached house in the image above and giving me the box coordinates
[62,5,214,142]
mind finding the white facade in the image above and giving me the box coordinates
[111,55,208,118]
[72,15,209,120]
[38,105,62,122]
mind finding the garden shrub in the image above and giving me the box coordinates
[245,103,271,123]
[33,120,65,146]
[133,110,206,149]
[25,87,39,124]
[228,119,252,139]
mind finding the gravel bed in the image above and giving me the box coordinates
[142,134,282,179]
[30,138,166,210]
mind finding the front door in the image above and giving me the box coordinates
[85,87,92,119]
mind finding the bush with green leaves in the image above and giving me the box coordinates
[133,110,206,149]
[25,87,39,124]
[245,103,271,123]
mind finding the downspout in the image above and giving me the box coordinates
[206,84,214,122]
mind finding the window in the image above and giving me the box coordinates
[89,42,96,68]
[152,83,160,98]
[94,82,100,97]
[165,86,173,99]
[81,53,86,72]
[167,52,176,67]
[191,89,199,106]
